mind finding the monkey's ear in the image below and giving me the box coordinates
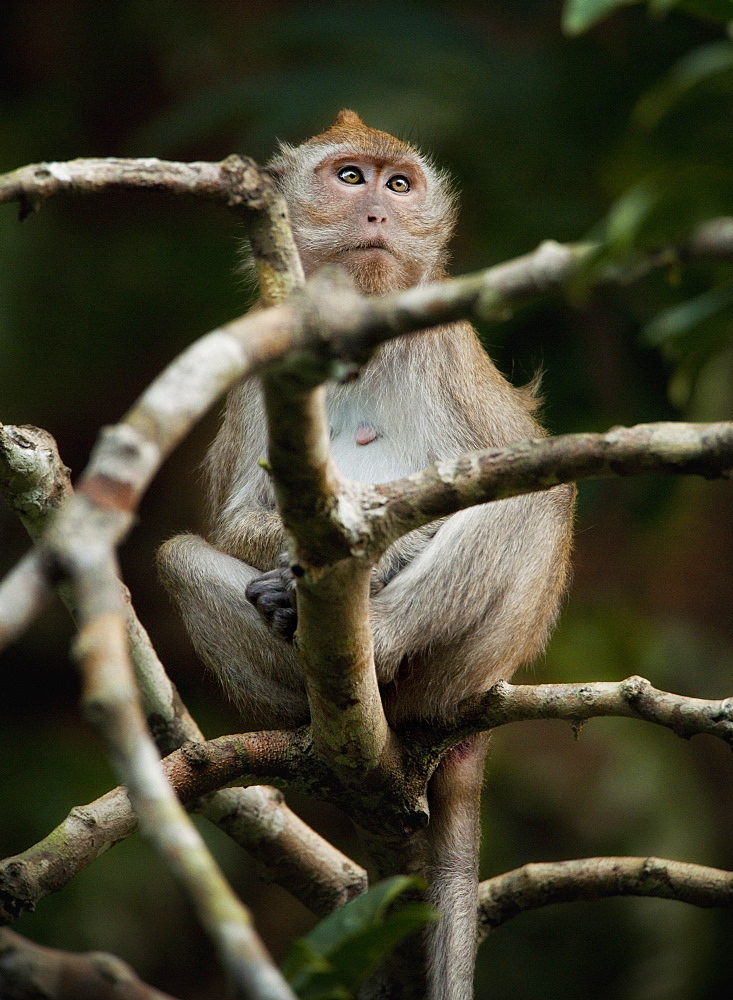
[333,109,364,128]
[264,144,293,184]
[263,162,285,182]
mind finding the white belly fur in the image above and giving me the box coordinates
[330,432,417,484]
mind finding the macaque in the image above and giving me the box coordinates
[158,110,574,1000]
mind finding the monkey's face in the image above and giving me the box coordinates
[270,133,457,295]
[295,152,432,292]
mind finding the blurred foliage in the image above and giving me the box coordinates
[1,1,732,998]
[563,0,733,35]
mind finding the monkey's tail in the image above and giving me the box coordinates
[425,733,489,1000]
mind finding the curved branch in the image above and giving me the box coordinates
[0,156,304,305]
[0,183,303,1000]
[70,569,296,998]
[477,856,733,938]
[0,728,365,927]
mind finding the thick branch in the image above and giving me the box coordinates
[477,856,733,938]
[0,928,178,1000]
[71,566,296,999]
[262,372,391,768]
[0,722,423,928]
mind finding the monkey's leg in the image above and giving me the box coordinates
[157,534,307,727]
[370,494,570,716]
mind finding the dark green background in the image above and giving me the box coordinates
[1,1,732,997]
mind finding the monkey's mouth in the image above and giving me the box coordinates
[341,240,394,255]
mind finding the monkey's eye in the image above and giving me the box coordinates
[387,175,410,193]
[337,166,364,185]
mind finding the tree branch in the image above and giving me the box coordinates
[0,172,307,1000]
[0,156,304,306]
[362,422,733,558]
[70,560,297,999]
[477,856,733,938]
[433,675,733,750]
[0,727,367,926]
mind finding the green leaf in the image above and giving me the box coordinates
[304,875,423,953]
[283,876,437,999]
[563,183,661,299]
[633,40,733,130]
[562,0,641,35]
[297,906,436,998]
[585,164,733,275]
[282,940,334,986]
[648,0,682,13]
[603,183,660,250]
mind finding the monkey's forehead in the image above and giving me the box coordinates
[305,131,418,160]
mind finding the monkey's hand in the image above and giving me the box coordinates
[245,565,297,641]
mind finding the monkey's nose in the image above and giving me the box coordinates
[367,207,388,224]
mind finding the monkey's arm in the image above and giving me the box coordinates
[157,533,307,727]
[212,509,284,570]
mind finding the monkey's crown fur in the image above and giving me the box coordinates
[301,109,422,160]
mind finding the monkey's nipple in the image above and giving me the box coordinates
[355,423,378,446]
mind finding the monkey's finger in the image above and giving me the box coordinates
[270,607,297,641]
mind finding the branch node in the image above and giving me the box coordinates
[619,674,649,708]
